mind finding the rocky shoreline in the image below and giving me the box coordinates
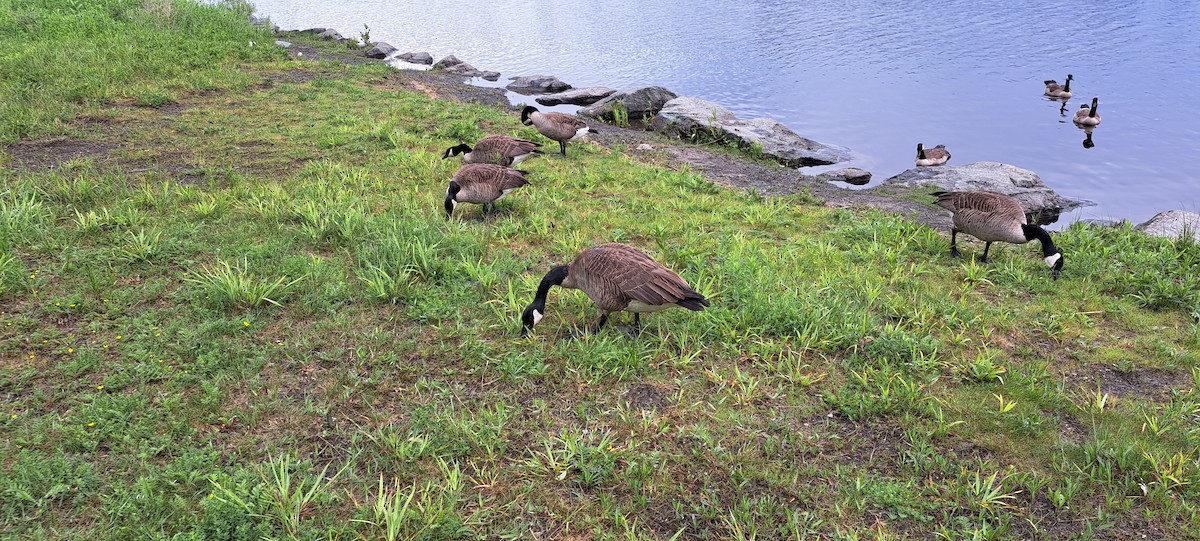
[268,23,1200,241]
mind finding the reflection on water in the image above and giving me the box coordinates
[251,0,1200,225]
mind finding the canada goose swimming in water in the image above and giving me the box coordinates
[442,135,544,166]
[444,164,531,219]
[520,106,597,156]
[915,143,951,166]
[1073,97,1101,126]
[1044,74,1073,99]
[931,191,1064,279]
[520,242,709,337]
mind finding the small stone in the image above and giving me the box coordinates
[274,40,293,48]
[636,144,655,151]
[815,168,872,185]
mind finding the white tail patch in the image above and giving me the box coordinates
[1044,253,1062,268]
[532,309,543,325]
[570,126,590,141]
[510,153,534,165]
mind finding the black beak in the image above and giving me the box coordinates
[1052,268,1061,280]
[519,327,530,338]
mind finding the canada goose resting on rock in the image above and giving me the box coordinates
[442,135,544,166]
[520,105,597,156]
[931,191,1064,279]
[444,164,530,219]
[1044,74,1073,98]
[915,143,951,166]
[1073,97,1101,126]
[520,243,709,337]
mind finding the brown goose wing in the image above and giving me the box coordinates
[453,164,526,203]
[535,112,588,141]
[474,135,542,160]
[925,147,950,161]
[573,243,707,312]
[934,191,1026,224]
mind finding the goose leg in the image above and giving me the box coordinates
[588,313,609,334]
[559,141,567,156]
[980,242,993,264]
[949,228,963,258]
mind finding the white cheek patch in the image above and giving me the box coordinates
[1045,253,1062,268]
[449,199,457,209]
[532,309,543,325]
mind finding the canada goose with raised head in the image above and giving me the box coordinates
[444,164,531,219]
[931,190,1064,279]
[442,135,543,166]
[1073,97,1101,126]
[520,105,597,156]
[520,243,709,337]
[915,143,951,166]
[1044,74,1073,98]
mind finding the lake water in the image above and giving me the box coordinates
[252,0,1200,226]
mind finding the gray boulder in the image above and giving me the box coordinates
[535,87,618,106]
[1136,211,1200,241]
[649,96,851,166]
[397,52,433,65]
[432,55,464,69]
[506,75,572,95]
[364,42,396,59]
[479,71,501,82]
[579,86,678,121]
[299,27,327,34]
[317,29,344,41]
[881,161,1094,217]
[815,168,872,185]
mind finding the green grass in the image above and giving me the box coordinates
[3,2,1200,539]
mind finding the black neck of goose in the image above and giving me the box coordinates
[1022,224,1058,256]
[520,106,536,125]
[917,143,926,159]
[533,265,569,305]
[1090,99,1098,117]
[1063,78,1071,92]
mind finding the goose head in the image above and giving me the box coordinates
[520,106,537,126]
[520,264,568,337]
[442,144,471,159]
[1045,250,1064,280]
[444,182,461,220]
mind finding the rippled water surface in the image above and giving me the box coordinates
[253,0,1200,224]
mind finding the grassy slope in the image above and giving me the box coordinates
[3,2,1200,540]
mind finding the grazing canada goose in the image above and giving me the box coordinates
[1044,74,1073,98]
[520,106,597,156]
[931,190,1064,279]
[1073,97,1101,126]
[915,143,951,166]
[442,135,544,167]
[444,164,530,219]
[520,243,709,337]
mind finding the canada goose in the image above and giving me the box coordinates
[442,135,543,166]
[931,191,1064,279]
[1044,74,1073,98]
[520,106,597,156]
[1073,97,1101,126]
[520,243,709,337]
[444,164,530,219]
[915,143,951,166]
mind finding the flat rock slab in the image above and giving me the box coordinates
[535,87,617,106]
[815,167,872,185]
[579,86,677,121]
[1136,210,1200,241]
[649,96,850,167]
[506,75,572,95]
[317,29,343,41]
[433,55,464,69]
[880,161,1094,222]
[397,52,433,65]
[364,42,396,59]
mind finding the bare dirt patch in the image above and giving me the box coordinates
[6,138,116,172]
[623,382,674,412]
[1062,365,1192,401]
